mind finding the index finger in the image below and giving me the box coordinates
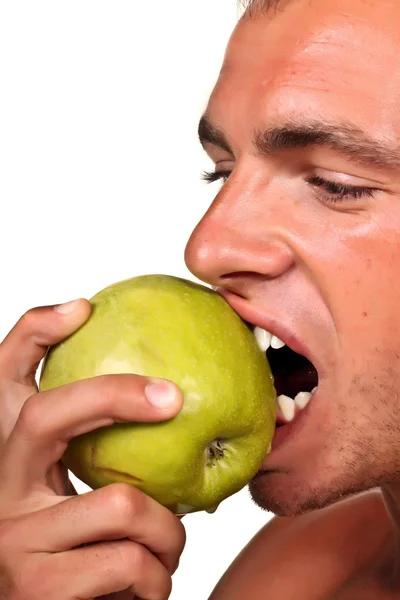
[2,374,183,497]
[0,300,91,386]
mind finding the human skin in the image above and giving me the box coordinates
[0,302,185,599]
[186,0,400,517]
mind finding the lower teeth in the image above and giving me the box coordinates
[295,391,312,409]
[277,388,317,423]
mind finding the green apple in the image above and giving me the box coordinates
[40,275,276,514]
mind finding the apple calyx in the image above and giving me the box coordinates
[206,438,225,467]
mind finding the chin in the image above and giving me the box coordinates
[247,471,317,516]
[247,469,370,517]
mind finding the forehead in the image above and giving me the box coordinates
[209,0,400,143]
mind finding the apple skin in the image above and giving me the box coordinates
[40,275,276,514]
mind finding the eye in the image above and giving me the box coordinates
[306,175,376,204]
[202,170,231,185]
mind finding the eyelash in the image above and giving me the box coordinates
[202,170,376,204]
[306,175,375,203]
[202,170,231,185]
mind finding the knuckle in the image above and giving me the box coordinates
[17,394,45,439]
[161,520,186,576]
[106,483,146,522]
[96,375,121,411]
[176,520,187,556]
[117,540,173,600]
[96,374,142,413]
[163,575,173,600]
[166,549,185,578]
[118,540,146,576]
[18,308,40,335]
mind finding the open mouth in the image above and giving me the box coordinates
[254,327,319,427]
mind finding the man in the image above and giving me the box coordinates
[1,0,400,597]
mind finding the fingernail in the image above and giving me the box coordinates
[145,379,178,408]
[54,299,81,314]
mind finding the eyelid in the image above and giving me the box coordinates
[203,144,235,165]
[306,174,376,206]
[313,168,380,188]
[215,159,235,170]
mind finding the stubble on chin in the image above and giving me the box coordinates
[247,414,400,516]
[247,471,337,517]
[248,464,400,517]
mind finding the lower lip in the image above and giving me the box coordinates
[270,397,313,452]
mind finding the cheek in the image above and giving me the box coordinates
[348,349,400,399]
[342,246,400,345]
[303,214,400,345]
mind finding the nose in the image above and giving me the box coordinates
[184,185,295,294]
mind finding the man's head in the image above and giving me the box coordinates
[184,0,400,516]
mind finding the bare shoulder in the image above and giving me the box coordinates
[208,489,392,600]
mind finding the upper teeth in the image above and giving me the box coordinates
[254,327,272,352]
[254,326,285,352]
[271,335,285,349]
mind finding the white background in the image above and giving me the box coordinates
[0,2,273,598]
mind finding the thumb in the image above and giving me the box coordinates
[0,299,91,385]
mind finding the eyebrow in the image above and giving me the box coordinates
[198,114,400,170]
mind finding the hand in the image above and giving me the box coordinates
[0,299,186,599]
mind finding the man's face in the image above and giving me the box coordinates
[184,0,400,516]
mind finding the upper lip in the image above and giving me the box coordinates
[215,287,322,377]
